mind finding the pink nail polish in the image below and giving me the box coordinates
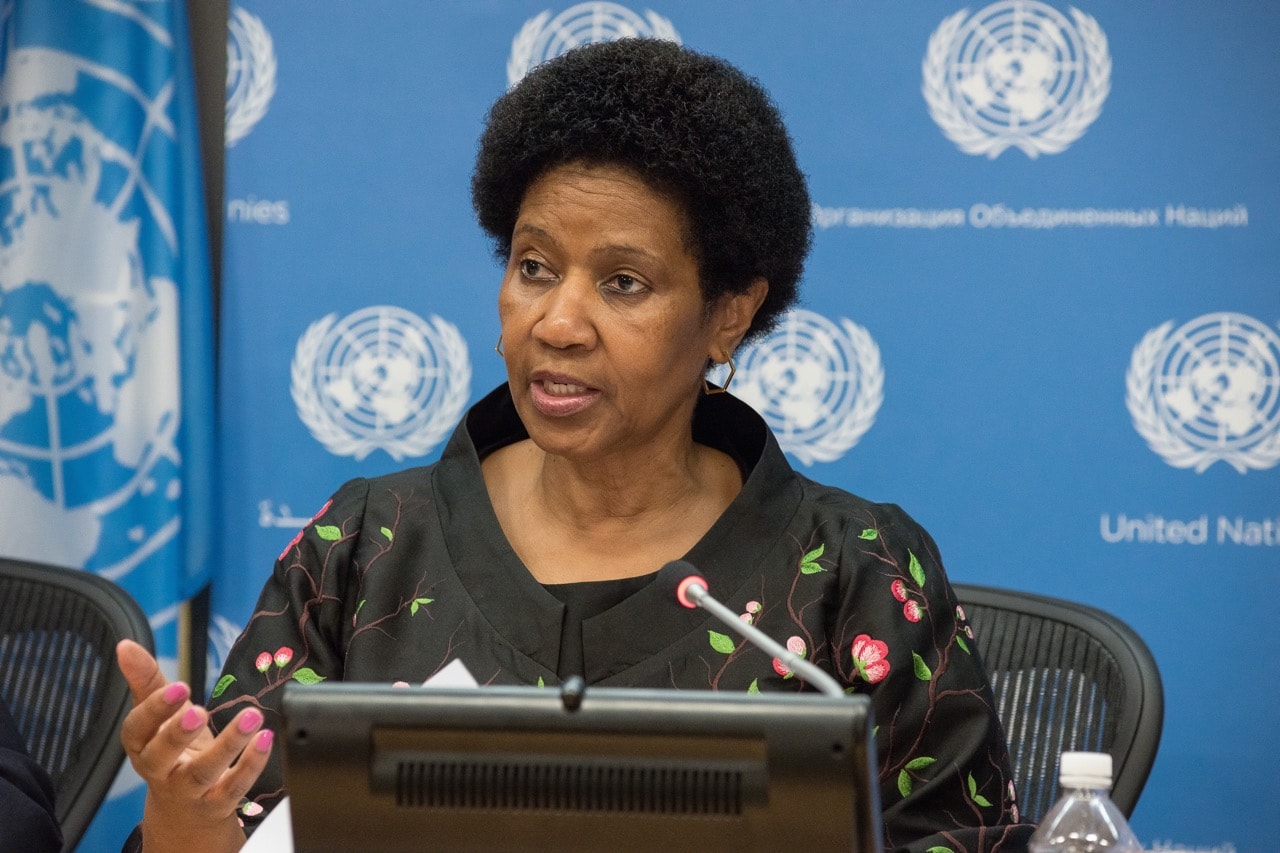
[255,730,274,753]
[237,709,263,734]
[180,707,203,732]
[162,682,189,704]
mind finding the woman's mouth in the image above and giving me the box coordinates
[529,376,600,417]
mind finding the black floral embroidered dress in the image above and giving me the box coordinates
[208,385,1034,851]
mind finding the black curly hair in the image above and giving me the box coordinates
[471,38,811,341]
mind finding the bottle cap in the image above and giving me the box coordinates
[1058,751,1113,789]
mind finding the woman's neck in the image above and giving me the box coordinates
[482,437,743,583]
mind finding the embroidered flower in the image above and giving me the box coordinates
[956,604,967,621]
[745,601,762,615]
[254,652,272,673]
[241,801,264,817]
[392,681,410,688]
[890,579,908,602]
[772,636,807,678]
[273,647,293,668]
[739,612,754,624]
[850,634,891,684]
[903,600,923,623]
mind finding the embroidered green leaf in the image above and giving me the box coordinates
[912,651,932,681]
[381,526,393,541]
[291,667,326,685]
[908,550,926,587]
[905,756,936,771]
[956,635,971,654]
[314,525,342,541]
[409,597,434,616]
[211,674,236,699]
[858,528,878,541]
[708,630,736,655]
[799,543,826,574]
[966,773,993,807]
[747,678,760,694]
[926,848,957,853]
[537,676,545,688]
[897,769,912,798]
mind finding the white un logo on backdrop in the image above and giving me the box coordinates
[226,5,277,146]
[732,310,884,467]
[291,306,471,461]
[923,0,1110,158]
[1126,312,1280,473]
[508,2,680,85]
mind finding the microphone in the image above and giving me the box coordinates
[658,560,846,698]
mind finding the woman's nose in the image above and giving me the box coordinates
[532,276,597,349]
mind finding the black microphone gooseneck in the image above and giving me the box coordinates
[658,560,846,698]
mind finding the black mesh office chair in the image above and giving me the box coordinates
[0,558,154,851]
[953,583,1163,824]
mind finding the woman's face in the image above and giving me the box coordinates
[497,162,761,465]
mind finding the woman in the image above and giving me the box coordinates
[118,38,1034,850]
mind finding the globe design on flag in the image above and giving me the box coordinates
[508,2,680,85]
[1128,313,1280,473]
[732,310,883,466]
[0,38,184,576]
[923,0,1110,158]
[291,306,471,461]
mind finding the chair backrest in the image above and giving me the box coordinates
[952,583,1163,825]
[0,558,154,851]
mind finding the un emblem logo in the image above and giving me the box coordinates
[291,307,471,461]
[508,2,680,86]
[923,0,1110,158]
[732,310,884,467]
[1126,313,1280,473]
[226,5,277,147]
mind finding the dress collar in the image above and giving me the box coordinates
[433,383,803,682]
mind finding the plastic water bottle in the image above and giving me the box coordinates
[1029,752,1143,852]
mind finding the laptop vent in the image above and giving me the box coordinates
[394,760,744,816]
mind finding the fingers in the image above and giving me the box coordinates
[117,638,167,704]
[145,707,274,817]
[119,674,193,760]
[184,710,275,804]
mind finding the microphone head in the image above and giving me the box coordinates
[658,560,706,609]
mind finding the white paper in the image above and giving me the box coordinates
[422,657,478,688]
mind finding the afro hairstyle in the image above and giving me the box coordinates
[471,38,812,341]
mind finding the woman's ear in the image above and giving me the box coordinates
[711,277,769,359]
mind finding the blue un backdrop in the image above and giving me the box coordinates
[215,3,1278,850]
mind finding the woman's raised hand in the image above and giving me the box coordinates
[116,639,272,852]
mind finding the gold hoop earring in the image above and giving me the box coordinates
[703,357,735,395]
[494,335,504,357]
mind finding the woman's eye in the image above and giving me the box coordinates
[519,258,553,280]
[606,274,647,295]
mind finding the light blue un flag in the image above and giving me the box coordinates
[0,0,215,847]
